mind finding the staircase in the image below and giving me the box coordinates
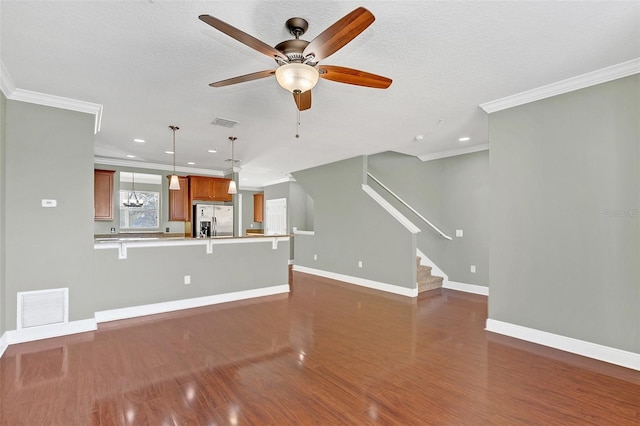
[417,257,443,293]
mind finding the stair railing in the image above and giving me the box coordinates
[367,172,452,240]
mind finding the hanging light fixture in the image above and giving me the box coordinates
[227,136,238,195]
[168,125,180,190]
[122,172,143,208]
[275,63,319,139]
[275,63,319,93]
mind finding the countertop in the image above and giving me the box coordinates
[94,233,289,243]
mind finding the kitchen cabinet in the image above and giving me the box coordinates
[213,178,233,202]
[189,176,213,201]
[253,193,264,223]
[94,169,115,220]
[168,176,190,221]
[189,176,232,202]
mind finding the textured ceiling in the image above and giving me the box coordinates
[2,1,639,188]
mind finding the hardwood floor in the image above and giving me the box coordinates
[1,272,638,425]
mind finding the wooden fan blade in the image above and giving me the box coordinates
[199,15,288,62]
[318,65,392,89]
[303,7,374,62]
[210,69,276,87]
[293,90,312,111]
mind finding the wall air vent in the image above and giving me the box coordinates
[211,117,239,128]
[17,288,69,329]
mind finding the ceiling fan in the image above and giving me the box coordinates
[198,7,392,111]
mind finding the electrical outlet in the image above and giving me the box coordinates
[456,229,464,237]
[313,254,318,260]
[165,227,170,233]
[184,275,191,285]
[358,261,363,268]
[470,265,476,273]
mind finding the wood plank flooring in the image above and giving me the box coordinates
[1,271,638,425]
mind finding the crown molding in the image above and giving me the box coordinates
[238,186,264,192]
[480,58,640,113]
[94,156,225,177]
[263,176,296,187]
[10,89,103,134]
[417,143,489,162]
[0,59,103,134]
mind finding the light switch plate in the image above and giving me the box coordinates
[456,229,463,237]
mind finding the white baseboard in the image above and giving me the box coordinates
[486,319,640,371]
[0,332,8,358]
[95,284,290,323]
[444,281,489,296]
[5,318,97,346]
[293,265,418,297]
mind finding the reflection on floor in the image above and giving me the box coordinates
[1,272,638,425]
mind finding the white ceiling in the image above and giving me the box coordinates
[2,1,639,188]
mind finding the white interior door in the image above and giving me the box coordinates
[265,198,287,235]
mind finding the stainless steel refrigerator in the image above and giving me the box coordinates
[193,204,234,237]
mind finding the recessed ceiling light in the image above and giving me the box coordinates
[208,149,217,153]
[187,162,195,165]
[126,154,136,158]
[458,137,470,142]
[165,150,174,154]
[133,138,145,143]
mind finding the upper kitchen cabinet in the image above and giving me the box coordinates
[254,193,264,223]
[168,176,190,221]
[189,175,232,202]
[213,178,233,202]
[94,169,115,220]
[189,175,213,201]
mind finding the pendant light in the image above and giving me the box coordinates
[168,125,180,190]
[122,172,143,207]
[227,136,238,195]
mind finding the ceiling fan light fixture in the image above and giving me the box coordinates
[275,63,319,93]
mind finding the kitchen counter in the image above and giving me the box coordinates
[94,233,291,259]
[92,232,290,324]
[95,233,287,243]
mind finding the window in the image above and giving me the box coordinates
[118,172,162,230]
[119,190,159,229]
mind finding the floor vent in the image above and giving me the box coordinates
[17,288,69,329]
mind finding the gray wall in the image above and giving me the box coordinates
[0,93,6,335]
[263,181,312,258]
[489,75,639,353]
[4,100,96,329]
[93,240,289,312]
[292,156,417,289]
[289,182,311,232]
[368,150,490,286]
